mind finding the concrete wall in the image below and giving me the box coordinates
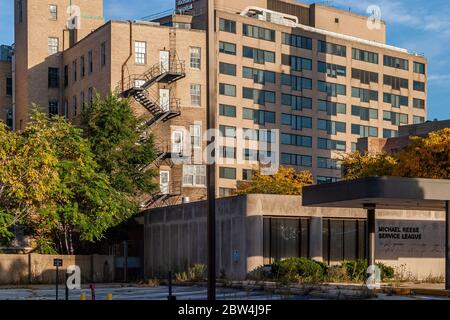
[144,194,445,281]
[0,254,114,285]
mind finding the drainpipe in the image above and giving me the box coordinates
[121,21,133,92]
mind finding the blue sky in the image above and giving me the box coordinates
[0,0,449,120]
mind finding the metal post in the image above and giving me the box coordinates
[446,201,450,290]
[366,204,376,268]
[167,271,176,301]
[55,265,59,300]
[206,0,217,301]
[123,240,128,283]
[65,272,69,300]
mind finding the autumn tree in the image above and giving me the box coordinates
[235,166,313,195]
[341,152,397,180]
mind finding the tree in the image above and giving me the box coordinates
[82,93,158,196]
[342,128,450,180]
[235,166,313,195]
[0,108,136,254]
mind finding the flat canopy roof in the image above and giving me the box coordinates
[302,177,450,211]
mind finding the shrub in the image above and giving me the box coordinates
[272,258,326,283]
[342,260,368,282]
[175,264,206,282]
[377,263,395,281]
[247,265,273,282]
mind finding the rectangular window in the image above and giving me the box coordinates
[318,61,346,78]
[219,19,236,33]
[220,146,236,159]
[219,83,236,97]
[383,111,409,125]
[219,125,236,138]
[351,105,378,121]
[6,77,12,96]
[318,157,341,170]
[48,101,58,116]
[318,119,347,134]
[243,67,275,84]
[243,87,275,104]
[351,68,378,84]
[281,94,312,111]
[413,81,425,92]
[135,41,146,64]
[64,65,68,87]
[281,153,312,167]
[243,108,276,125]
[80,55,85,77]
[383,93,408,107]
[18,0,23,23]
[282,54,312,71]
[243,24,275,42]
[318,100,346,115]
[242,169,254,181]
[413,116,425,124]
[72,95,77,116]
[190,124,201,148]
[183,165,206,187]
[352,87,378,102]
[281,74,312,91]
[413,62,425,74]
[384,55,409,70]
[281,133,312,148]
[242,128,275,143]
[48,37,59,54]
[352,48,378,64]
[318,81,346,97]
[244,149,272,162]
[48,67,59,88]
[219,41,236,55]
[413,98,425,109]
[80,91,85,111]
[317,138,346,151]
[72,60,77,82]
[49,5,57,20]
[219,167,236,180]
[383,129,398,138]
[219,62,236,76]
[318,40,346,57]
[383,75,409,90]
[281,114,312,131]
[88,87,93,109]
[190,84,201,106]
[351,124,378,137]
[88,50,93,73]
[101,42,106,66]
[243,46,275,64]
[282,33,312,50]
[190,47,201,69]
[219,104,236,117]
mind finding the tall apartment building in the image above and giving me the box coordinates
[7,0,427,208]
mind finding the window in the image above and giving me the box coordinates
[88,50,93,73]
[384,75,409,90]
[72,95,77,116]
[384,55,409,70]
[243,108,276,125]
[383,111,408,125]
[351,87,378,102]
[243,149,272,162]
[351,124,378,137]
[281,75,312,91]
[48,37,59,54]
[282,55,312,71]
[183,165,206,187]
[48,68,59,88]
[219,167,236,179]
[413,116,425,124]
[317,61,346,78]
[317,138,346,151]
[101,42,106,66]
[190,47,201,69]
[318,100,346,115]
[317,119,347,134]
[281,114,312,131]
[135,41,146,64]
[219,41,236,55]
[190,124,201,148]
[80,91,85,111]
[6,110,13,128]
[413,98,425,109]
[72,60,77,82]
[243,24,275,42]
[318,81,346,97]
[383,129,397,138]
[219,104,236,117]
[18,0,23,23]
[243,46,275,64]
[64,65,68,87]
[383,93,408,107]
[318,40,346,57]
[243,67,275,84]
[219,83,236,97]
[352,48,378,64]
[351,105,378,121]
[219,19,236,33]
[219,125,236,138]
[242,169,254,181]
[88,87,93,109]
[281,94,312,111]
[49,5,57,20]
[351,68,378,84]
[190,84,201,106]
[219,62,236,76]
[242,128,275,142]
[413,81,425,92]
[80,55,85,77]
[413,62,425,74]
[243,87,275,104]
[6,77,12,96]
[318,157,341,170]
[48,101,58,116]
[220,146,236,159]
[281,33,312,50]
[281,153,312,167]
[281,133,312,148]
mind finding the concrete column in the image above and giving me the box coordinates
[309,217,323,262]
[366,206,376,267]
[446,201,450,290]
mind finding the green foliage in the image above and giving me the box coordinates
[175,264,207,282]
[272,258,327,283]
[82,93,158,195]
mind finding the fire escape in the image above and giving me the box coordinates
[117,28,186,210]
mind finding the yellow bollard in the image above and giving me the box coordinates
[80,291,87,300]
[106,293,113,300]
